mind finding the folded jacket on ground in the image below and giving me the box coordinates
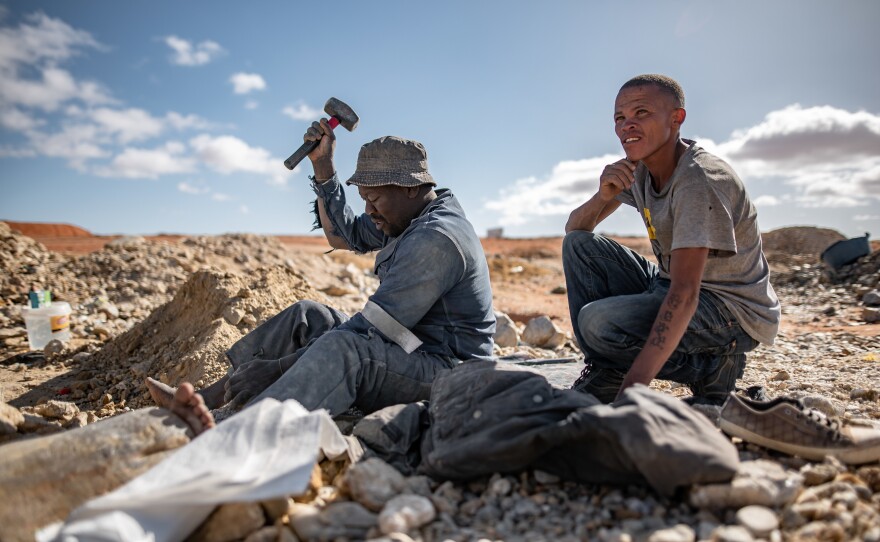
[356,360,739,496]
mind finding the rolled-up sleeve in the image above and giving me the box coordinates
[338,229,464,352]
[311,175,385,253]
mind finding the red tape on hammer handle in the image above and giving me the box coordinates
[283,117,339,171]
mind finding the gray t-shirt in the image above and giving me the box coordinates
[616,140,780,344]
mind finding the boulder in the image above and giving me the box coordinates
[493,311,519,348]
[345,458,407,512]
[522,315,567,348]
[0,402,24,434]
[289,501,377,541]
[34,400,80,421]
[378,494,436,535]
[0,407,191,541]
[690,460,804,509]
[863,290,880,306]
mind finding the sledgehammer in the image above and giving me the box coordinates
[283,97,359,170]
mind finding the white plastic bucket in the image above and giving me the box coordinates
[21,302,72,350]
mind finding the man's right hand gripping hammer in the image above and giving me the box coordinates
[283,97,359,170]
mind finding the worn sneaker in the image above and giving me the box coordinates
[719,392,880,465]
[688,353,746,406]
[571,362,625,404]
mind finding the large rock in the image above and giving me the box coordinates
[345,457,407,512]
[0,402,24,434]
[493,311,519,348]
[522,316,565,348]
[378,494,436,535]
[289,501,377,541]
[690,460,804,510]
[0,407,191,542]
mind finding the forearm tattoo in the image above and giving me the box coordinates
[649,293,683,349]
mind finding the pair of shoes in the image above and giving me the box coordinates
[688,354,746,406]
[571,362,625,404]
[719,392,880,465]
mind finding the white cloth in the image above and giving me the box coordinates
[37,399,350,542]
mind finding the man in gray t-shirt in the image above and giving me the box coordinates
[564,74,780,406]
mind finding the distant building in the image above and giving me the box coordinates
[486,227,503,239]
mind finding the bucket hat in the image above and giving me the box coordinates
[345,136,436,188]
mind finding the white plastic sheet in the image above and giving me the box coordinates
[38,398,351,542]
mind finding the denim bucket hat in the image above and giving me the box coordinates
[345,136,436,188]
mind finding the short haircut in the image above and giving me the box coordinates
[620,74,685,108]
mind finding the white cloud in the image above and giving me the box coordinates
[752,195,780,206]
[715,105,880,207]
[720,105,880,166]
[177,181,234,203]
[0,13,113,111]
[90,107,164,143]
[230,72,266,94]
[0,65,114,111]
[178,181,209,195]
[245,100,259,110]
[282,101,322,122]
[164,36,223,66]
[488,104,880,225]
[190,134,288,184]
[0,107,44,131]
[0,145,37,158]
[95,141,196,179]
[165,111,212,131]
[0,13,290,188]
[0,11,103,72]
[31,123,108,163]
[485,155,620,226]
[240,205,250,215]
[4,103,214,169]
[854,215,879,222]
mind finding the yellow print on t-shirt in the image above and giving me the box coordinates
[643,208,657,240]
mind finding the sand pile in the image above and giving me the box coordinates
[0,222,69,302]
[0,226,341,359]
[75,266,330,412]
[762,226,846,255]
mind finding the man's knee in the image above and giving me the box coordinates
[285,299,325,316]
[562,230,598,262]
[310,329,371,363]
[577,302,640,351]
[577,303,608,346]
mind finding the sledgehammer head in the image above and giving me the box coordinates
[325,97,359,131]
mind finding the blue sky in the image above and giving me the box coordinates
[1,1,879,238]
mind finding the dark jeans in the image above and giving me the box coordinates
[562,231,759,384]
[226,300,455,416]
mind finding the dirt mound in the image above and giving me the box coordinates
[3,221,93,237]
[761,226,846,255]
[0,222,69,304]
[79,266,330,411]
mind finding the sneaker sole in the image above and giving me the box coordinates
[719,418,880,465]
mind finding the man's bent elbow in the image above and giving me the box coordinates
[565,219,593,234]
[327,236,351,250]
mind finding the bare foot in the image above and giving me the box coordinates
[145,377,176,408]
[169,382,216,435]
